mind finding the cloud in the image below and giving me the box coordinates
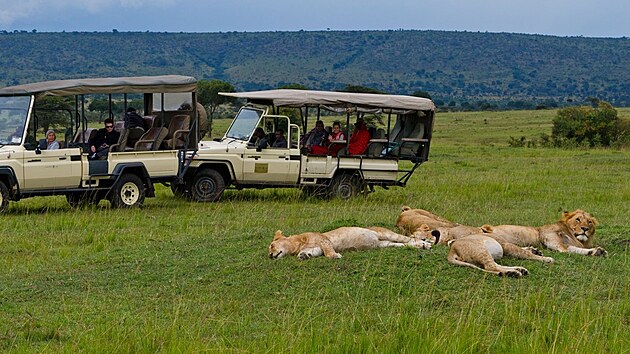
[0,0,176,26]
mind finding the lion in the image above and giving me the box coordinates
[481,210,606,256]
[446,233,554,277]
[395,206,457,234]
[268,226,432,261]
[396,206,481,243]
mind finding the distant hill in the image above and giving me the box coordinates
[1,30,629,107]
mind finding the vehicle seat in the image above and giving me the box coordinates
[134,127,168,151]
[109,128,129,152]
[73,128,97,144]
[114,121,125,133]
[143,115,156,130]
[163,114,190,149]
[367,128,387,157]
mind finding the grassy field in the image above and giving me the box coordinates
[1,109,629,353]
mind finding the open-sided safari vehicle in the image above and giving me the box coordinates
[173,89,435,201]
[0,75,203,212]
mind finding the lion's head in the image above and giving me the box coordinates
[411,224,442,244]
[268,230,294,259]
[561,210,597,247]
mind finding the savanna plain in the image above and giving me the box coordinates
[1,109,629,353]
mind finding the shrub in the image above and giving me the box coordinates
[551,101,619,147]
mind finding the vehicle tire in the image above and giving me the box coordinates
[109,174,145,208]
[189,169,225,202]
[329,174,364,200]
[0,181,10,214]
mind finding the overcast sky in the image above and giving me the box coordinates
[0,0,628,38]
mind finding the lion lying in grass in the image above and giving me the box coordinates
[480,210,606,256]
[446,233,554,277]
[397,206,606,256]
[268,227,432,260]
[396,206,481,244]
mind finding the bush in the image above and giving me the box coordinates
[551,101,619,147]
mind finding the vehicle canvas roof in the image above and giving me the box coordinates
[0,75,197,98]
[220,89,435,113]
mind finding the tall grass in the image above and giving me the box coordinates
[1,109,629,352]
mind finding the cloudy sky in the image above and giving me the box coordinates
[1,0,628,38]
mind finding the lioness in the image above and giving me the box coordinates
[395,206,457,234]
[396,206,481,243]
[268,226,432,260]
[446,233,554,277]
[481,210,606,256]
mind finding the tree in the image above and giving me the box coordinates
[552,101,619,147]
[197,80,236,119]
[34,96,73,132]
[411,90,432,99]
[341,85,384,94]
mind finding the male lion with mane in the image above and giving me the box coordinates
[268,227,432,261]
[482,210,606,256]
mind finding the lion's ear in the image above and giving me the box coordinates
[562,210,576,221]
[274,230,284,240]
[401,205,411,212]
[481,224,493,233]
[419,224,431,232]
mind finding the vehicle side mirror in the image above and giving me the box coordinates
[256,147,262,152]
[35,145,42,155]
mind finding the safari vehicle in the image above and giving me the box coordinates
[176,89,435,201]
[0,75,202,213]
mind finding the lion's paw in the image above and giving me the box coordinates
[297,252,313,261]
[524,246,543,256]
[542,257,554,263]
[514,267,529,276]
[331,253,342,259]
[588,247,607,257]
[409,239,432,249]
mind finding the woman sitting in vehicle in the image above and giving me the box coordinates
[302,120,328,155]
[39,130,60,150]
[327,121,345,156]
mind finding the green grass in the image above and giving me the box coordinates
[1,109,630,352]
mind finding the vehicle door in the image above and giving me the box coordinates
[19,147,83,190]
[241,122,300,184]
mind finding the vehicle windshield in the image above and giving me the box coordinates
[225,107,263,140]
[0,96,31,145]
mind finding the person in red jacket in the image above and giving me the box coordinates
[348,119,370,155]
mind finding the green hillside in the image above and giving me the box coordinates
[1,30,629,107]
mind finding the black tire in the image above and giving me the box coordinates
[109,174,145,208]
[329,174,364,200]
[189,169,225,202]
[0,181,9,214]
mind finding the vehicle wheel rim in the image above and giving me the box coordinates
[336,182,354,199]
[120,182,140,205]
[196,177,216,198]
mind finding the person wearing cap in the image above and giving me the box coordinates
[124,107,145,129]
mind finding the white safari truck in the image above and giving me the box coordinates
[175,89,436,201]
[0,75,202,212]
[0,77,435,212]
